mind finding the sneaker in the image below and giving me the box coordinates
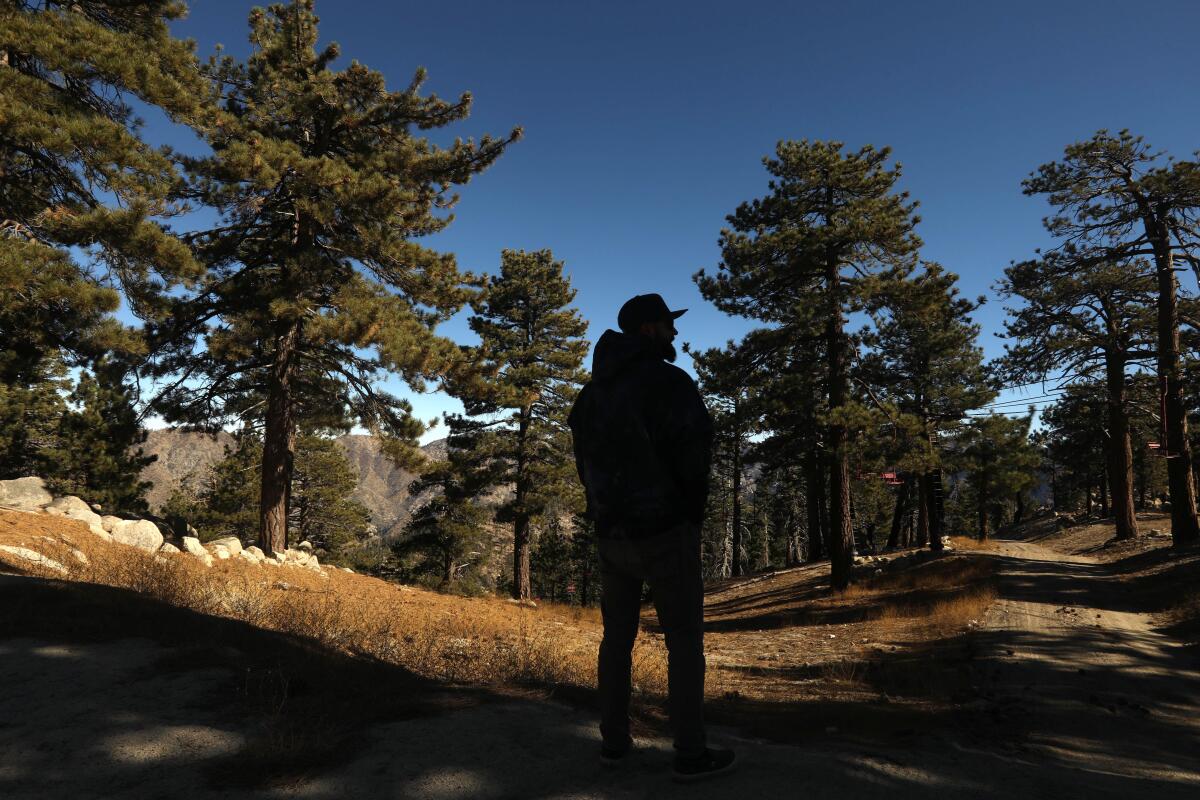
[672,747,737,783]
[600,742,632,767]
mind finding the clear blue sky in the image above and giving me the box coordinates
[148,0,1200,439]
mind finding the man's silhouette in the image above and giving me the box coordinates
[569,293,736,782]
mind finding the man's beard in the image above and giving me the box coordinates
[659,340,677,362]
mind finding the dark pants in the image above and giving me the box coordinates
[598,522,706,758]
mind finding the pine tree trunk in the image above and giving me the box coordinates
[1149,231,1200,545]
[887,478,910,550]
[259,322,299,556]
[1101,347,1140,536]
[977,471,991,540]
[1014,491,1026,526]
[1099,471,1109,517]
[805,450,825,562]
[928,468,946,552]
[512,406,533,600]
[1085,483,1093,517]
[916,477,929,547]
[826,248,854,590]
[731,422,742,577]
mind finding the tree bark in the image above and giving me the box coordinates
[259,322,300,556]
[826,246,854,590]
[887,478,910,550]
[731,418,743,577]
[1101,353,1139,539]
[512,406,532,600]
[1148,226,1200,545]
[916,475,929,547]
[805,449,825,562]
[1099,471,1109,517]
[977,470,991,540]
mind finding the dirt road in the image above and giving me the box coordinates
[3,532,1199,798]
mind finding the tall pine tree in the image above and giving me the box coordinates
[450,248,589,600]
[859,262,994,551]
[1,1,203,483]
[696,140,921,589]
[1023,131,1200,546]
[998,250,1156,539]
[148,1,520,554]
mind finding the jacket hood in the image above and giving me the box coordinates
[592,329,655,380]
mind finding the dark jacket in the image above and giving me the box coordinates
[568,329,713,538]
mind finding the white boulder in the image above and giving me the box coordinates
[210,546,231,560]
[181,536,214,567]
[297,541,313,552]
[0,544,66,573]
[159,542,181,555]
[0,477,53,511]
[108,519,164,552]
[46,496,104,529]
[100,515,123,532]
[208,536,243,557]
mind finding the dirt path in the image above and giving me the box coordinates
[961,536,1200,788]
[3,535,1200,798]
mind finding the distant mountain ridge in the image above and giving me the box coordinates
[140,429,448,536]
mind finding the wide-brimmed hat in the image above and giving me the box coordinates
[617,293,687,333]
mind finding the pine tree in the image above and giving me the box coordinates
[290,434,371,554]
[452,248,589,600]
[859,262,994,551]
[0,0,203,356]
[148,1,520,554]
[696,140,921,589]
[0,353,69,479]
[954,414,1039,540]
[1,1,204,479]
[1023,131,1200,546]
[396,430,493,591]
[690,339,765,576]
[188,429,372,553]
[55,360,155,512]
[1038,383,1115,516]
[998,250,1156,539]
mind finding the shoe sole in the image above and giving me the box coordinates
[672,758,738,783]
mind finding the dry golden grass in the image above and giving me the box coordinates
[1,508,1002,717]
[0,509,662,696]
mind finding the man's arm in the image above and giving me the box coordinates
[660,370,713,524]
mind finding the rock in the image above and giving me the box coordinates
[0,544,66,573]
[0,477,53,511]
[46,496,103,529]
[182,536,214,566]
[297,541,313,552]
[210,546,231,560]
[100,515,122,533]
[208,536,243,557]
[108,519,164,552]
[90,502,103,512]
[245,546,266,560]
[340,567,354,573]
[238,548,263,564]
[159,542,181,554]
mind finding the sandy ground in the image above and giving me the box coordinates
[3,527,1200,798]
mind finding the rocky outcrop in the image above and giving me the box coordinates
[0,477,53,511]
[0,544,66,573]
[107,519,164,552]
[182,536,214,567]
[0,477,332,577]
[45,496,105,534]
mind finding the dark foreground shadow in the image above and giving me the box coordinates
[1,571,1198,799]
